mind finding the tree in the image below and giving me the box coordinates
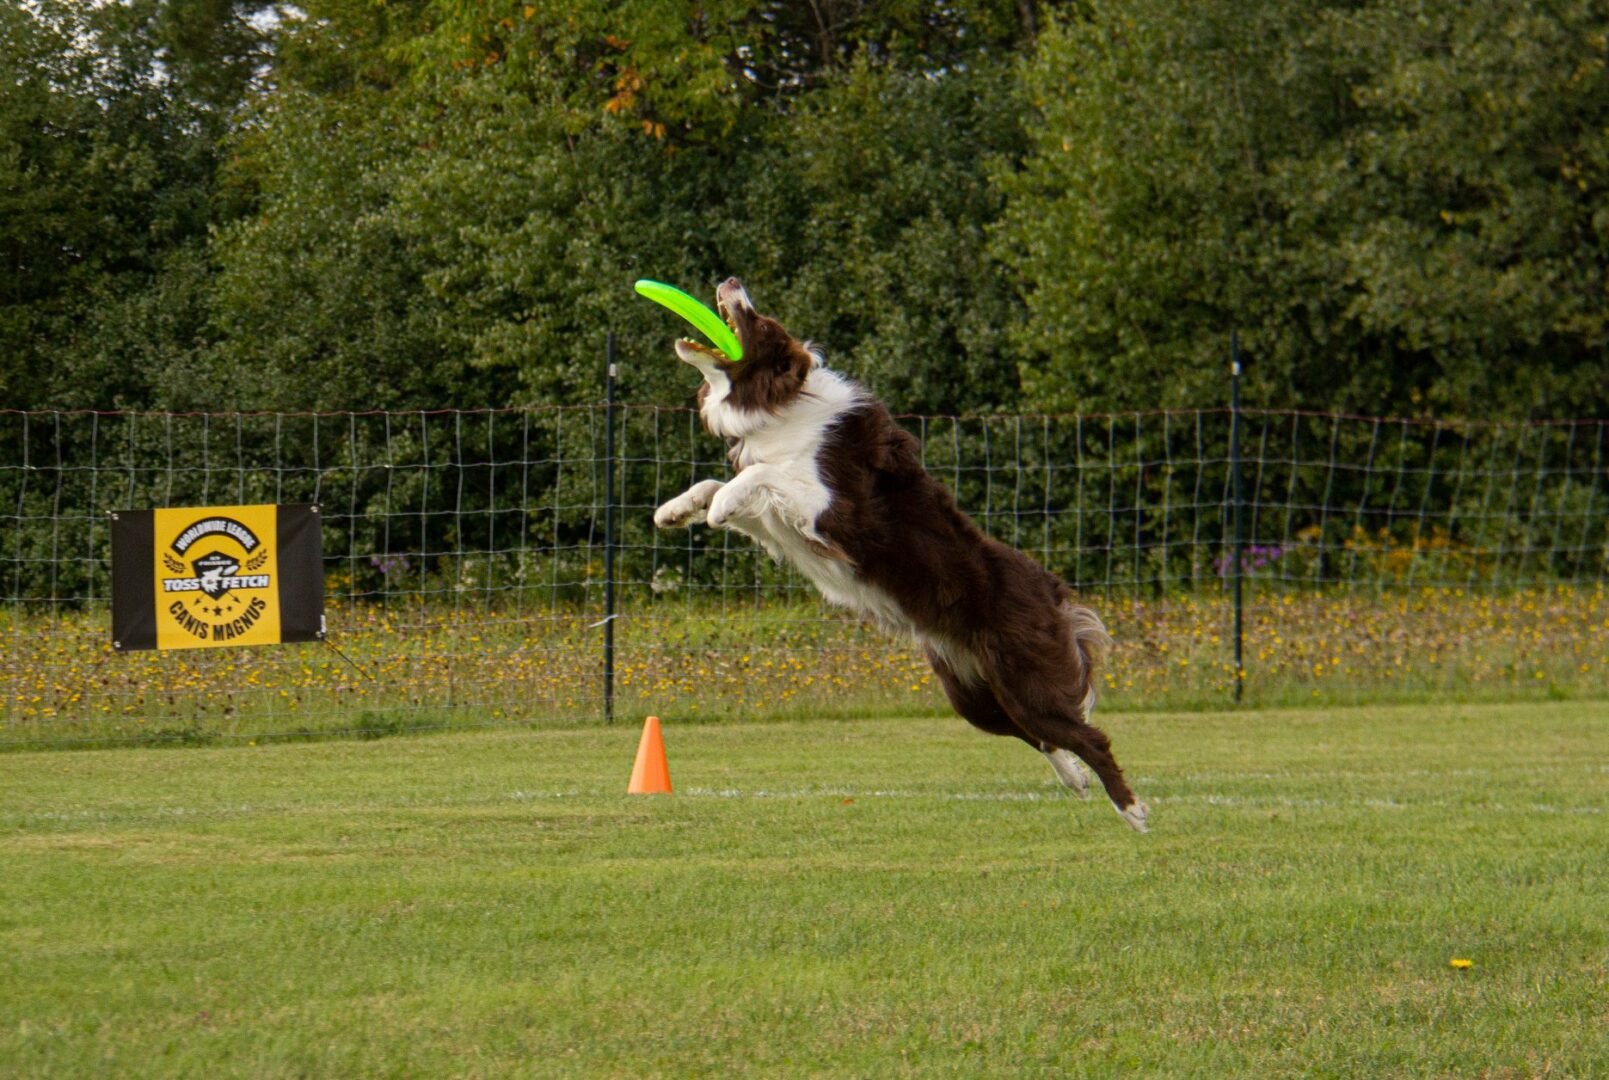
[0,0,271,408]
[997,0,1609,417]
[733,56,1027,411]
[205,0,1040,411]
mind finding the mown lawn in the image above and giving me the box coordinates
[1,701,1604,1077]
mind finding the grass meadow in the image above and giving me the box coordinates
[2,700,1604,1077]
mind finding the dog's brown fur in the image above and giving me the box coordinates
[810,402,1133,810]
[675,279,1140,822]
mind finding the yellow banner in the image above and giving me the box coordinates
[151,504,284,650]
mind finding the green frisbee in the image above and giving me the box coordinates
[633,279,743,361]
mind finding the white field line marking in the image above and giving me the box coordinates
[6,787,1603,829]
[677,787,1604,816]
[1159,764,1609,783]
[682,786,1055,802]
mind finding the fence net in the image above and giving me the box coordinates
[3,405,1605,748]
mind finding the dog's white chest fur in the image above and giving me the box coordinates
[710,370,912,636]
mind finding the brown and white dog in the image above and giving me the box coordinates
[653,278,1148,831]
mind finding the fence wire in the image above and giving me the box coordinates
[2,406,1605,748]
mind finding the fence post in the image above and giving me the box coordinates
[603,334,617,724]
[1230,331,1245,703]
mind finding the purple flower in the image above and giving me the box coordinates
[1216,544,1286,577]
[370,554,410,576]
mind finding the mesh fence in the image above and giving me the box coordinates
[2,405,1606,747]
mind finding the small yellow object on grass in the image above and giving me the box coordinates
[1449,958,1473,969]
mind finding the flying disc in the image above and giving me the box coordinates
[633,279,743,361]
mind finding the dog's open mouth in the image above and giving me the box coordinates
[678,279,749,360]
[681,297,735,348]
[677,336,724,359]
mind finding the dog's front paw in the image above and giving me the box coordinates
[706,486,751,529]
[653,502,698,531]
[654,480,723,529]
[654,496,706,529]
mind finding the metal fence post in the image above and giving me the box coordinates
[603,334,617,724]
[1230,331,1246,703]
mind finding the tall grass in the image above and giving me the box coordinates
[3,584,1605,748]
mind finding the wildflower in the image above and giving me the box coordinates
[369,554,411,576]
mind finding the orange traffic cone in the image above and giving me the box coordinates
[627,715,672,794]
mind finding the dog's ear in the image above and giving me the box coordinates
[767,340,815,402]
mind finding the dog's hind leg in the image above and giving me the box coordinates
[1042,746,1092,800]
[927,647,1090,798]
[926,648,1038,744]
[982,654,1148,832]
[1063,721,1147,832]
[1018,702,1145,831]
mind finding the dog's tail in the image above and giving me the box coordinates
[1063,602,1113,717]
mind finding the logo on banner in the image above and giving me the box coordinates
[158,513,275,643]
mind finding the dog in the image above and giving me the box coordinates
[653,278,1148,832]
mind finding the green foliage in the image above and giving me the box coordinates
[4,1,1607,417]
[999,0,1609,416]
[733,57,1027,410]
[206,88,475,410]
[191,0,1038,411]
[0,0,269,408]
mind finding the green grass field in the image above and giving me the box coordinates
[2,701,1604,1077]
